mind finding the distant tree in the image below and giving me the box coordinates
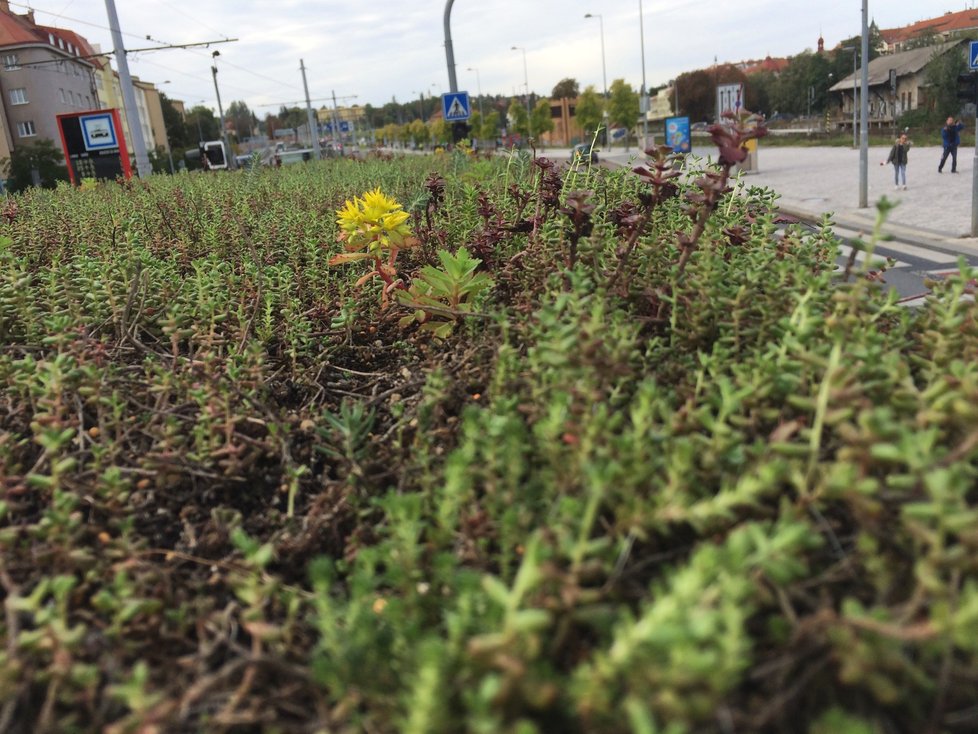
[745,70,776,118]
[467,110,482,142]
[278,106,307,139]
[676,70,714,122]
[507,97,529,139]
[186,105,219,144]
[226,100,256,139]
[607,78,639,149]
[408,119,428,148]
[529,99,554,141]
[159,93,189,149]
[1,139,69,192]
[575,85,605,143]
[552,78,580,99]
[770,51,832,116]
[431,118,450,146]
[481,110,501,143]
[926,44,968,121]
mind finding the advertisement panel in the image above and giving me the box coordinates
[664,116,691,153]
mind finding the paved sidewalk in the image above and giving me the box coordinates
[593,143,978,257]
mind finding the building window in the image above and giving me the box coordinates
[59,88,65,104]
[9,88,27,105]
[48,33,55,45]
[17,121,36,137]
[84,95,90,108]
[95,76,103,89]
[3,54,20,70]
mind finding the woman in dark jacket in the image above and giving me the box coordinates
[882,133,910,190]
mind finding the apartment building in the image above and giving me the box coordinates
[0,0,99,158]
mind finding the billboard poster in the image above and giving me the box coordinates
[56,108,132,185]
[664,116,691,153]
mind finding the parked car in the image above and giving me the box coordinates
[570,142,599,165]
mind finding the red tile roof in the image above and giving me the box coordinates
[0,6,101,68]
[883,9,978,44]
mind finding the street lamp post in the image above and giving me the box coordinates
[585,13,608,146]
[583,14,607,99]
[211,51,234,169]
[638,0,648,147]
[511,46,531,125]
[467,66,484,119]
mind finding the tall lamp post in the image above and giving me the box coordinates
[584,13,608,146]
[211,51,234,169]
[638,0,648,147]
[511,46,531,123]
[467,66,484,119]
[583,14,607,99]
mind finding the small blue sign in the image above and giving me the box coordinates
[970,40,978,70]
[80,112,117,151]
[442,92,470,121]
[665,116,691,154]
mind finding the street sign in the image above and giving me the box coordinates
[55,108,132,185]
[716,83,744,120]
[442,92,471,121]
[970,40,978,70]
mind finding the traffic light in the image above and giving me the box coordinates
[957,71,978,104]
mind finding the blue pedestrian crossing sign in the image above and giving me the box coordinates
[442,92,471,121]
[971,40,978,70]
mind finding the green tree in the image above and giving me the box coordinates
[925,44,968,121]
[481,110,501,144]
[1,139,69,192]
[430,118,450,146]
[159,93,189,149]
[529,99,554,142]
[769,51,832,116]
[574,85,604,144]
[408,119,428,148]
[186,105,219,145]
[607,78,639,150]
[507,97,529,140]
[552,78,579,99]
[226,100,256,139]
[676,69,714,123]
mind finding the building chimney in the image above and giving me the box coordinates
[0,1,10,15]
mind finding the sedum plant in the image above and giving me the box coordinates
[330,187,418,305]
[397,246,493,339]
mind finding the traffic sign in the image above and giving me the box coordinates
[970,40,978,70]
[442,92,471,121]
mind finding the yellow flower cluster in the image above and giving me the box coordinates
[335,188,414,254]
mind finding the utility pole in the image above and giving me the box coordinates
[638,0,648,147]
[859,0,869,208]
[444,0,457,92]
[103,0,151,177]
[211,51,234,169]
[331,90,342,149]
[300,59,322,160]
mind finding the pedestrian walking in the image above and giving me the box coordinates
[938,116,965,173]
[882,133,910,190]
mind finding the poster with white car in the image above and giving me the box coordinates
[81,113,117,151]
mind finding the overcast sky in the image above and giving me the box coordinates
[21,0,965,114]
